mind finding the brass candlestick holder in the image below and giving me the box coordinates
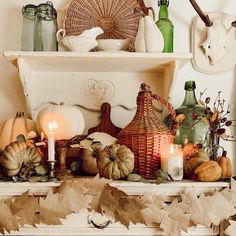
[55,147,73,179]
[47,160,58,182]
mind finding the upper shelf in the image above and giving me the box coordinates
[4,51,192,73]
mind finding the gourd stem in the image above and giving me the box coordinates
[106,147,117,161]
[15,112,25,118]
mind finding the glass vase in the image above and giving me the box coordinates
[207,131,220,160]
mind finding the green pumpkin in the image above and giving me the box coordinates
[97,144,134,180]
[0,141,43,176]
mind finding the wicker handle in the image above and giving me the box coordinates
[151,94,176,121]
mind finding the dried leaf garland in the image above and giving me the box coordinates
[10,191,40,227]
[0,177,236,235]
[58,181,92,213]
[39,190,72,225]
[0,200,18,233]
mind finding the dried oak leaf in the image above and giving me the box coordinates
[96,184,128,218]
[84,175,110,210]
[10,191,40,227]
[160,209,181,236]
[198,192,236,226]
[0,200,19,233]
[181,190,211,227]
[58,181,92,213]
[164,198,191,233]
[140,205,162,227]
[116,196,147,228]
[225,220,236,235]
[39,189,72,225]
[139,194,166,227]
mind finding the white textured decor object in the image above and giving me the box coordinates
[56,27,103,52]
[81,79,115,108]
[191,12,236,74]
[135,16,164,53]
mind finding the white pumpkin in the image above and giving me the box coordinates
[0,112,37,151]
[36,104,85,140]
[87,132,117,148]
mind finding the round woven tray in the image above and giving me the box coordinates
[63,0,148,50]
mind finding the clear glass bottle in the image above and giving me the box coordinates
[34,1,58,51]
[156,0,174,52]
[21,4,37,51]
[165,81,209,147]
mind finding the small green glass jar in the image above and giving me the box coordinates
[156,0,174,52]
[21,4,37,51]
[34,1,58,51]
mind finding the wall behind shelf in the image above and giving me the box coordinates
[0,0,235,172]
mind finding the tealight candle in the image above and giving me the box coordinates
[161,144,183,181]
[47,121,58,162]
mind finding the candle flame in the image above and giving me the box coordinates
[169,144,175,154]
[48,121,58,131]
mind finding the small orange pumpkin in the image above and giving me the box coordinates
[184,150,209,178]
[216,151,232,179]
[194,160,222,182]
[0,112,37,151]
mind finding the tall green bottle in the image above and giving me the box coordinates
[167,81,209,147]
[156,0,174,52]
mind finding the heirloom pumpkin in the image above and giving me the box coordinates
[194,160,222,182]
[184,150,209,178]
[79,142,103,175]
[0,112,37,151]
[36,103,85,140]
[97,144,134,180]
[216,151,232,179]
[0,138,43,177]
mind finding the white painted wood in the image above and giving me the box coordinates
[0,178,229,196]
[3,209,220,235]
[3,51,191,131]
[191,12,236,75]
[4,51,191,72]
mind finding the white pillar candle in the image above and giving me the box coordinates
[161,144,183,181]
[48,121,58,161]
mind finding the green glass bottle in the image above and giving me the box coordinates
[156,0,174,52]
[166,81,209,147]
[175,81,209,147]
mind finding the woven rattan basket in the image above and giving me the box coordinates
[63,0,149,51]
[118,84,176,179]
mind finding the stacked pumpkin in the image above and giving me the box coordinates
[78,132,135,180]
[183,143,232,181]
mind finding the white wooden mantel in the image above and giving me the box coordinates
[0,178,229,236]
[3,51,192,132]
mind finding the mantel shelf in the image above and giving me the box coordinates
[0,178,229,197]
[4,51,192,73]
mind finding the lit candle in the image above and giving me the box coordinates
[161,144,183,181]
[48,121,58,161]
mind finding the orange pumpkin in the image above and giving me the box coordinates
[184,150,209,178]
[0,112,37,151]
[216,151,232,179]
[194,161,222,182]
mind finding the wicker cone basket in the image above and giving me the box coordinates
[118,84,176,179]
